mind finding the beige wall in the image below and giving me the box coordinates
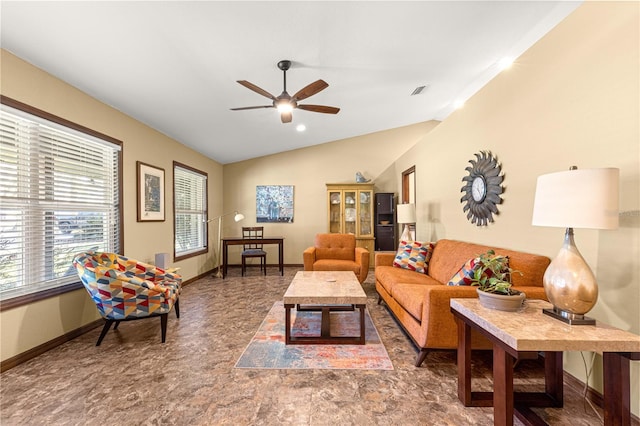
[398,2,639,415]
[0,50,224,361]
[222,121,438,264]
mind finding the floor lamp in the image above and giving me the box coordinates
[397,203,416,242]
[532,167,619,325]
[207,211,245,278]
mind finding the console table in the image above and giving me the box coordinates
[450,298,640,426]
[221,236,284,278]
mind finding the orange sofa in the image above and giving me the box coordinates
[303,233,370,284]
[375,239,550,367]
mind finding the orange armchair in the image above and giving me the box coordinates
[303,233,369,284]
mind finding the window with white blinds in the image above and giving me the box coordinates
[174,162,208,259]
[0,100,122,302]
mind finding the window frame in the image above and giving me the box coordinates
[173,161,209,262]
[0,96,124,311]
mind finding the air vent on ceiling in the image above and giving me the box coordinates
[410,85,429,96]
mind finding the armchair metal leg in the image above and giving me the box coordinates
[174,299,180,318]
[96,320,114,346]
[113,321,121,330]
[160,313,168,343]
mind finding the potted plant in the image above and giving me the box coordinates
[470,250,525,311]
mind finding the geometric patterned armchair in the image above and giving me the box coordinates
[72,251,182,346]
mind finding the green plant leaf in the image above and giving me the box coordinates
[465,249,522,294]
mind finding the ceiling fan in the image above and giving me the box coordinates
[231,60,340,123]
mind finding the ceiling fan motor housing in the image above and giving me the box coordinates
[277,60,291,71]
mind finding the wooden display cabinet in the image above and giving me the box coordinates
[326,183,375,265]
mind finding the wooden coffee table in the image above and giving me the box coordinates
[283,271,368,345]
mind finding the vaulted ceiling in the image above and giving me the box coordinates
[1,1,581,164]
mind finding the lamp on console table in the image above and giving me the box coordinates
[397,203,416,242]
[531,167,619,325]
[207,211,245,278]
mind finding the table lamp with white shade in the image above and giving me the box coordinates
[531,167,619,325]
[397,203,416,242]
[207,211,245,278]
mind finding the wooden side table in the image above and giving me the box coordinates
[450,298,640,426]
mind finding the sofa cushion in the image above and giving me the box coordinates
[428,239,549,288]
[312,259,361,275]
[314,233,356,261]
[375,265,435,295]
[390,283,433,322]
[393,240,435,274]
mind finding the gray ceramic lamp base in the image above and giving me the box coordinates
[543,307,596,325]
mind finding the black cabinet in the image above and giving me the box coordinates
[375,193,396,251]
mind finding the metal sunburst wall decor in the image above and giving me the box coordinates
[460,151,504,226]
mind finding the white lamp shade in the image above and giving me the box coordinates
[234,212,245,222]
[532,168,619,230]
[396,203,416,224]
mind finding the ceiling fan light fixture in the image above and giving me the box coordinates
[276,100,294,113]
[232,59,339,123]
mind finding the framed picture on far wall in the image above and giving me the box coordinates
[137,161,165,222]
[256,185,294,223]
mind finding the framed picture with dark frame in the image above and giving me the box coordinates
[136,161,165,222]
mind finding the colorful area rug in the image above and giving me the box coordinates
[235,301,393,370]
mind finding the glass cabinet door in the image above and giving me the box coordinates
[328,191,342,233]
[358,190,373,237]
[343,191,357,234]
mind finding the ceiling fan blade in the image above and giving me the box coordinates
[230,105,274,111]
[280,112,292,123]
[297,104,340,114]
[292,80,328,101]
[236,80,276,100]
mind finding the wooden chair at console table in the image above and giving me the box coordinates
[241,226,267,276]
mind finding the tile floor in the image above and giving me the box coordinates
[0,267,608,425]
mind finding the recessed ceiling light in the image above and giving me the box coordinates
[296,124,306,132]
[498,57,514,70]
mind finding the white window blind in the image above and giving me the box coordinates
[0,103,121,300]
[174,163,207,258]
